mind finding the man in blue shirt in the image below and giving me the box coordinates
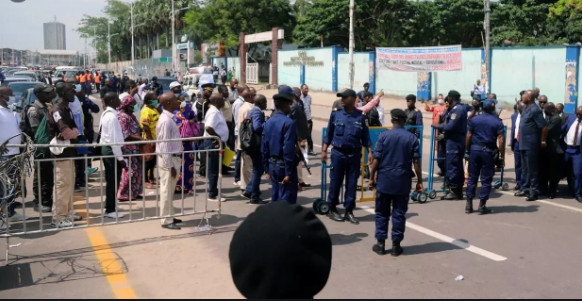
[243,94,268,205]
[465,99,505,214]
[322,89,373,224]
[433,90,467,200]
[562,106,582,203]
[369,109,423,256]
[514,90,547,201]
[261,92,298,204]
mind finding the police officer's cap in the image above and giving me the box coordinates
[336,89,357,98]
[447,90,461,101]
[482,98,496,111]
[390,108,407,121]
[274,85,294,102]
[33,84,54,96]
[229,202,332,299]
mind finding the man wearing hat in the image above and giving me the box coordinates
[170,81,189,101]
[433,90,467,200]
[465,99,505,214]
[322,88,373,224]
[261,88,299,204]
[26,84,56,212]
[369,109,423,256]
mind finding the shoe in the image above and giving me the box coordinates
[233,181,240,186]
[327,207,344,222]
[13,201,23,208]
[437,171,445,177]
[55,219,74,228]
[441,189,462,200]
[391,242,403,257]
[465,198,473,214]
[344,211,359,225]
[513,185,521,191]
[299,182,311,188]
[372,240,386,255]
[74,185,82,192]
[162,223,181,230]
[104,211,125,219]
[241,192,251,200]
[514,190,527,197]
[8,213,31,222]
[478,200,491,215]
[86,167,99,175]
[173,218,183,224]
[34,205,51,213]
[525,195,538,202]
[72,214,83,221]
[208,197,227,202]
[249,199,268,205]
[577,196,582,203]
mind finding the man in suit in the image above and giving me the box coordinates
[510,103,523,191]
[562,106,582,203]
[539,103,564,198]
[556,103,569,126]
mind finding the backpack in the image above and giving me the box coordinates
[34,115,51,158]
[239,118,261,153]
[367,107,382,127]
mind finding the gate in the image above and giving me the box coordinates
[246,63,258,84]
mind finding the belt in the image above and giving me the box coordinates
[171,154,182,158]
[333,147,360,154]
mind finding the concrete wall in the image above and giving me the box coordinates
[338,52,371,91]
[304,48,335,91]
[277,50,301,88]
[432,49,482,101]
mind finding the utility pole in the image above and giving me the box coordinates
[171,0,177,74]
[348,0,355,90]
[484,0,491,94]
[108,21,111,65]
[131,1,135,75]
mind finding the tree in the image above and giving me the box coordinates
[548,0,582,44]
[491,0,557,46]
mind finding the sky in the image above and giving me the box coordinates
[0,0,108,53]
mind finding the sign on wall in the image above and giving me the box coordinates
[377,45,462,72]
[283,51,324,67]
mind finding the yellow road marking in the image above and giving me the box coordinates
[86,227,137,299]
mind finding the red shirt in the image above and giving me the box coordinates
[426,104,447,124]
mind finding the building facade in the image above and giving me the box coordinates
[43,21,66,50]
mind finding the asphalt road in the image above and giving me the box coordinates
[1,90,582,298]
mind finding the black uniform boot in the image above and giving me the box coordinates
[391,242,403,257]
[344,210,359,225]
[372,240,386,255]
[465,198,473,214]
[442,188,462,200]
[327,207,344,222]
[478,199,491,215]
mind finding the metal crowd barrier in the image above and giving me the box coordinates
[0,135,223,265]
[320,125,424,203]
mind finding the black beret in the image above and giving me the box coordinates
[229,202,332,299]
[391,108,407,121]
[405,94,416,101]
[448,90,461,100]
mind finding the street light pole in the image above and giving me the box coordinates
[484,0,491,94]
[108,21,111,65]
[131,1,135,75]
[348,0,355,90]
[171,0,177,74]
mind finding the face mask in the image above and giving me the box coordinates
[133,104,139,112]
[151,99,159,107]
[438,99,444,104]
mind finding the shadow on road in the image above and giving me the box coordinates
[488,205,539,214]
[330,233,368,245]
[403,241,461,256]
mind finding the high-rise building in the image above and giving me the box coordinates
[43,19,66,50]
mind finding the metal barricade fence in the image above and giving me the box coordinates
[320,125,424,203]
[0,135,223,265]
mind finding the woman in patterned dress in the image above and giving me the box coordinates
[176,101,199,195]
[117,94,143,201]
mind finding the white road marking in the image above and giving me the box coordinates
[423,171,582,214]
[359,206,508,262]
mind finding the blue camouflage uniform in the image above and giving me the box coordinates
[261,111,298,204]
[373,126,419,243]
[325,108,371,211]
[466,106,504,202]
[438,102,468,193]
[518,103,547,198]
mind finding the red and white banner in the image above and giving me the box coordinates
[377,45,462,72]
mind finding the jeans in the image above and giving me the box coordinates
[203,140,220,198]
[33,160,54,207]
[102,147,122,213]
[245,153,264,201]
[234,149,242,182]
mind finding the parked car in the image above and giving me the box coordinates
[155,76,177,95]
[1,77,33,86]
[16,87,37,113]
[8,81,43,112]
[183,74,200,101]
[13,71,39,81]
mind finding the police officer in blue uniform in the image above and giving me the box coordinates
[562,106,582,203]
[261,92,298,204]
[514,90,547,201]
[322,89,373,224]
[465,99,505,214]
[433,90,467,200]
[369,109,423,256]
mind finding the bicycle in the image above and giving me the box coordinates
[0,133,36,231]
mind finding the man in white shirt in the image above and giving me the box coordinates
[231,85,246,185]
[156,93,184,229]
[562,106,582,203]
[204,93,229,202]
[237,89,255,193]
[0,86,27,223]
[99,92,127,219]
[301,84,316,156]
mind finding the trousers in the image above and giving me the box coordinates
[520,149,539,197]
[269,160,298,204]
[375,192,408,243]
[466,150,494,201]
[33,161,54,207]
[53,160,75,223]
[245,152,264,201]
[327,148,361,211]
[203,140,220,198]
[102,147,122,214]
[307,119,314,152]
[565,148,582,197]
[513,140,522,188]
[445,140,465,189]
[240,152,253,190]
[158,156,180,225]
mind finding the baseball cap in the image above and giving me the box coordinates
[482,98,496,110]
[229,202,331,299]
[33,84,53,96]
[278,85,294,96]
[169,81,182,89]
[336,89,357,98]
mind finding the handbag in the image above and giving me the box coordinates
[181,119,200,138]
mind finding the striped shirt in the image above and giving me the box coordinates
[156,110,183,168]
